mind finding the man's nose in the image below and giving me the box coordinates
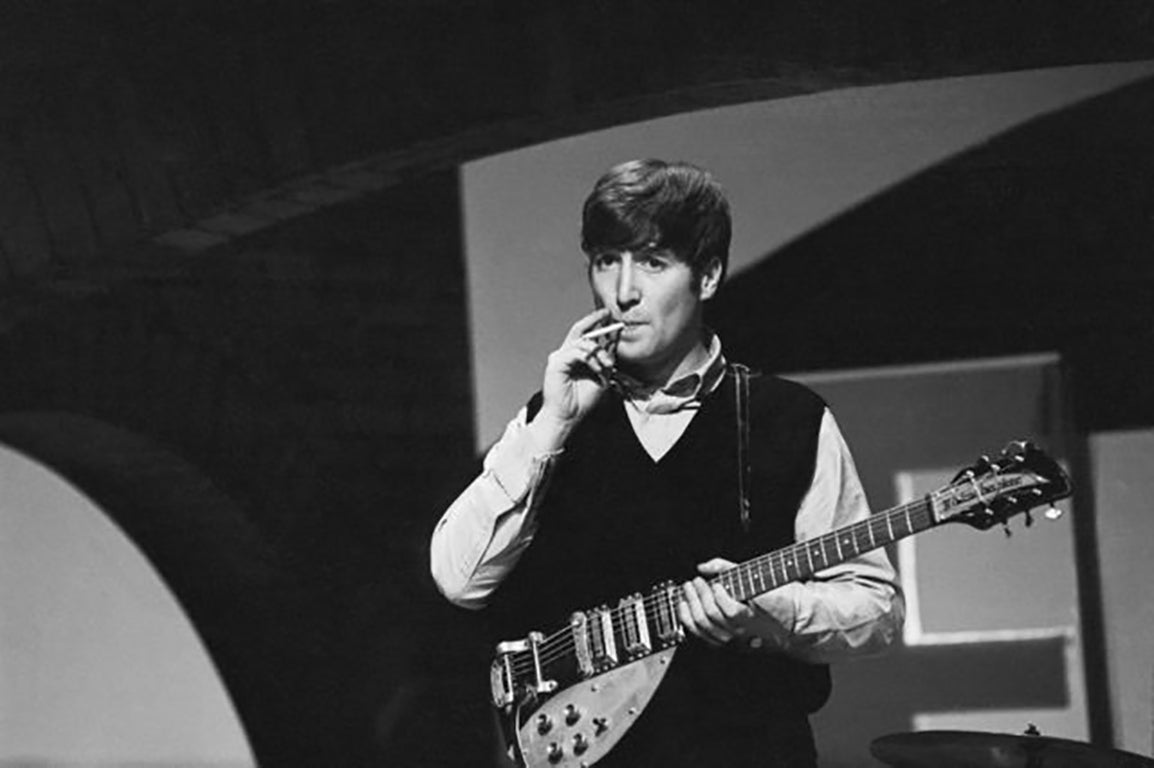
[615,257,640,308]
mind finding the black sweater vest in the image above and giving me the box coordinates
[488,370,832,763]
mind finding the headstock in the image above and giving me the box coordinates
[929,441,1072,530]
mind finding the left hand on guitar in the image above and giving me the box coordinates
[678,558,794,650]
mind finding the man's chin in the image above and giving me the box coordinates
[613,355,657,380]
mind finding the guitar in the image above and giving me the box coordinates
[489,441,1073,768]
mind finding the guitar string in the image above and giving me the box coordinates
[516,500,935,675]
[515,499,935,674]
[509,466,1049,677]
[508,499,935,677]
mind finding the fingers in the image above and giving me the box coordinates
[694,559,751,621]
[560,310,619,372]
[680,577,739,646]
[538,309,619,424]
[546,333,615,380]
[696,557,736,577]
[679,567,759,648]
[678,581,723,646]
[566,338,615,385]
[710,582,753,621]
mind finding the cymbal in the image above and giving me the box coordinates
[871,730,1154,768]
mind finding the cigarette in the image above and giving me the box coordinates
[581,322,625,340]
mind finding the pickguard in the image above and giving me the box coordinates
[516,649,677,768]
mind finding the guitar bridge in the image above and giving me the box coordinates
[491,638,527,708]
[490,632,558,710]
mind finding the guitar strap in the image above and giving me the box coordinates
[732,362,752,532]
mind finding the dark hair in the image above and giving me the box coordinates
[580,159,732,282]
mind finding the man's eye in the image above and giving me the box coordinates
[638,256,668,271]
[592,254,619,270]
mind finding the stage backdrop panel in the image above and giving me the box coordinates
[796,354,1084,767]
[1091,429,1154,756]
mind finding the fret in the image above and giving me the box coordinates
[771,554,785,585]
[821,536,838,568]
[752,561,767,594]
[891,510,903,539]
[915,501,929,530]
[802,542,814,575]
[809,540,826,572]
[783,551,798,581]
[839,530,857,558]
[866,515,881,546]
[739,565,753,601]
[904,504,915,535]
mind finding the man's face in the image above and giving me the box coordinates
[588,244,719,383]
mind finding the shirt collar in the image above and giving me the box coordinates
[614,332,727,414]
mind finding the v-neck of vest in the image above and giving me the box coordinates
[612,380,733,467]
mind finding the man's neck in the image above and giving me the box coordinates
[620,334,712,391]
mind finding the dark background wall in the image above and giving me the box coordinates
[1,2,1152,766]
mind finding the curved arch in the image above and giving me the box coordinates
[0,412,361,767]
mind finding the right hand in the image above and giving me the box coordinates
[536,308,619,434]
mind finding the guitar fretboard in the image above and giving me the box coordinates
[714,497,936,602]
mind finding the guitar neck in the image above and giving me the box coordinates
[713,497,936,602]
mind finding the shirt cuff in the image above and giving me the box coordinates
[483,417,564,506]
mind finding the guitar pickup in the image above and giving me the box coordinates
[570,612,595,678]
[586,606,618,672]
[619,593,651,658]
[651,582,685,647]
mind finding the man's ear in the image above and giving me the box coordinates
[698,258,722,300]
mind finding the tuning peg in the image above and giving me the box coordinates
[1044,505,1063,520]
[1024,510,1034,527]
[1002,521,1012,538]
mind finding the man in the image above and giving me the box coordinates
[431,159,903,767]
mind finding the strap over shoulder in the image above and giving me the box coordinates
[732,363,753,532]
